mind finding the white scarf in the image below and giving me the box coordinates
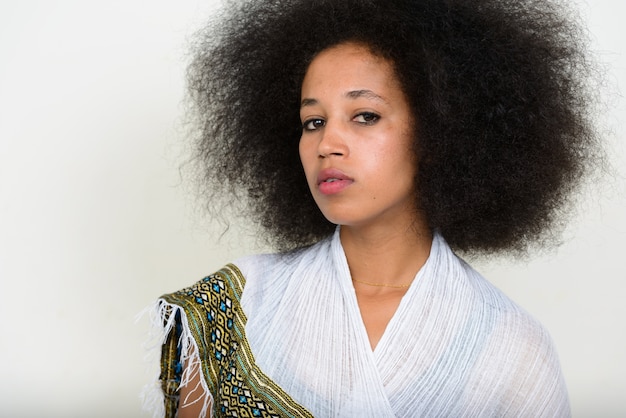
[149,228,570,417]
[236,228,570,417]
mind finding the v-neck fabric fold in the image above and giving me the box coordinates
[235,228,570,417]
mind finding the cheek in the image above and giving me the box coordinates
[298,139,315,182]
[298,138,307,167]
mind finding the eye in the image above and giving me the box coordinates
[353,112,380,125]
[302,118,326,132]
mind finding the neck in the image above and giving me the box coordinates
[340,219,432,290]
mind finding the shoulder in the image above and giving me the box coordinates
[456,261,570,416]
[161,234,331,302]
[459,259,560,357]
[158,233,336,316]
[456,257,545,327]
[233,235,334,310]
[235,233,334,274]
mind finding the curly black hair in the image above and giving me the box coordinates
[185,0,600,254]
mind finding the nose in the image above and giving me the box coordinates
[317,120,348,158]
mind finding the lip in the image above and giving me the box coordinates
[317,168,354,195]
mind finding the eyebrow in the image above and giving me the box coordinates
[300,98,318,108]
[300,89,388,108]
[345,89,388,103]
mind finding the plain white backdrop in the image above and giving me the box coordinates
[0,0,624,416]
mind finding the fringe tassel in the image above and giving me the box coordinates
[139,300,214,418]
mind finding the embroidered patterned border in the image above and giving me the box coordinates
[161,264,313,418]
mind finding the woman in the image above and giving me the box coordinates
[151,0,599,416]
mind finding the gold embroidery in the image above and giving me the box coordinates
[161,264,313,417]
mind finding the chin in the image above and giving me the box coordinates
[317,211,350,226]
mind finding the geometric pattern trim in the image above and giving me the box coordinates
[160,264,314,417]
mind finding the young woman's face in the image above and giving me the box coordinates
[299,42,418,230]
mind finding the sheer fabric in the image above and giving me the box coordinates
[155,228,570,417]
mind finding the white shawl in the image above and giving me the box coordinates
[150,228,570,417]
[235,228,570,417]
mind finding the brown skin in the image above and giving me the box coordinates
[300,43,432,349]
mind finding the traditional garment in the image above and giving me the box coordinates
[154,229,570,417]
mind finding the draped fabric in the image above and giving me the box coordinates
[158,264,313,418]
[155,228,570,417]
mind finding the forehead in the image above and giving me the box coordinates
[309,42,386,66]
[301,42,401,96]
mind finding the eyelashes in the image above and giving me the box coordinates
[302,118,325,132]
[353,112,380,125]
[301,112,381,132]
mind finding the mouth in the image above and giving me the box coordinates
[317,168,353,185]
[317,168,354,195]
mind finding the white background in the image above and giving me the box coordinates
[0,0,624,416]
